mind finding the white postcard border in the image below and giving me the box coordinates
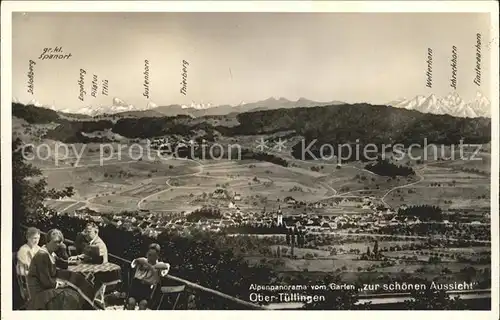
[1,1,498,319]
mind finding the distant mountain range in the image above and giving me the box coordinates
[17,97,345,118]
[167,97,346,117]
[72,97,158,116]
[13,100,490,149]
[388,92,490,118]
[13,92,491,119]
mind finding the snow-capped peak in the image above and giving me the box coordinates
[28,98,43,107]
[474,91,490,105]
[76,106,95,115]
[388,92,490,118]
[74,97,163,116]
[73,97,136,116]
[422,94,438,106]
[146,101,157,109]
[391,95,426,110]
[418,94,445,114]
[443,92,464,104]
[181,101,213,110]
[18,97,59,111]
[113,97,130,107]
[468,91,491,117]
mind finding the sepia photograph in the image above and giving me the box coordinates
[1,0,498,316]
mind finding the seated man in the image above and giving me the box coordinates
[127,243,170,310]
[72,223,108,264]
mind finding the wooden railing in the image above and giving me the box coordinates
[105,251,266,309]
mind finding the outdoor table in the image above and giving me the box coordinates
[66,262,122,308]
[56,268,97,308]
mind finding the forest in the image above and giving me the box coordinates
[14,103,491,147]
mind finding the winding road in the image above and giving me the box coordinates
[380,165,427,208]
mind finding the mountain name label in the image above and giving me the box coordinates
[38,46,72,60]
[180,60,189,95]
[78,69,86,101]
[450,46,458,90]
[425,48,433,88]
[102,80,109,96]
[143,60,150,99]
[27,60,36,95]
[474,33,482,87]
[91,75,99,98]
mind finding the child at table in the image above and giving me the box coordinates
[126,243,170,310]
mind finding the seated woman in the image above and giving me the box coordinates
[127,243,170,310]
[26,229,85,310]
[74,231,89,255]
[16,227,41,276]
[53,242,70,269]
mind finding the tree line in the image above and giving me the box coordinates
[365,160,416,177]
[14,102,491,147]
[398,205,443,221]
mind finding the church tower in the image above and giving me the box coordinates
[276,206,283,226]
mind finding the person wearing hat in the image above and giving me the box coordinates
[127,243,170,310]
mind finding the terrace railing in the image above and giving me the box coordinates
[105,251,266,310]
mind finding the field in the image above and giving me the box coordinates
[42,156,337,213]
[33,139,491,221]
[383,164,490,209]
[245,241,490,293]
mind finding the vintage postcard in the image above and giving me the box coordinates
[1,1,499,319]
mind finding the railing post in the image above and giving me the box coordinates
[187,293,196,310]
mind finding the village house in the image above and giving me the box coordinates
[284,196,297,204]
[89,215,103,223]
[212,188,227,199]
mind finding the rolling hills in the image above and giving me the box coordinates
[13,101,491,148]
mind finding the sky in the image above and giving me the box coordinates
[12,12,493,111]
